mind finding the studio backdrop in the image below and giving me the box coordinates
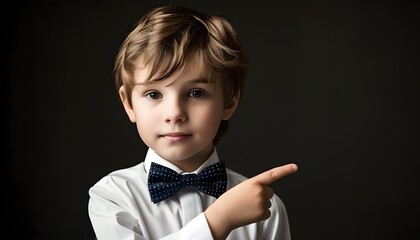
[6,1,419,239]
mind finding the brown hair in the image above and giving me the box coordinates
[114,5,248,144]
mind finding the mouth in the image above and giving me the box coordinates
[160,132,192,142]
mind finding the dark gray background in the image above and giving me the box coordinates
[6,0,419,239]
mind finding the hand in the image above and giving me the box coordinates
[205,163,298,240]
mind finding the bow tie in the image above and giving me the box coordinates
[147,161,227,204]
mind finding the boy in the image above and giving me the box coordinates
[88,4,298,240]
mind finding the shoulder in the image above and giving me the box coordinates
[89,162,147,194]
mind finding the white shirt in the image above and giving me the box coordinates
[88,148,291,240]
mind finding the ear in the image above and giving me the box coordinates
[222,91,240,120]
[119,86,136,123]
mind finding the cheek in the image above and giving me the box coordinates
[132,104,157,136]
[194,104,224,131]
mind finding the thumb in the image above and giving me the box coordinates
[251,163,298,185]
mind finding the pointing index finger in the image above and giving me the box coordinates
[252,163,298,185]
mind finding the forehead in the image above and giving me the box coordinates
[133,52,210,85]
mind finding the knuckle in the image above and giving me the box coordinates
[270,170,277,179]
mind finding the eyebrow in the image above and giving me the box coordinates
[135,78,214,86]
[188,78,214,84]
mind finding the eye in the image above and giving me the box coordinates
[145,91,161,100]
[188,89,205,98]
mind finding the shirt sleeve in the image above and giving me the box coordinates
[145,213,214,240]
[88,179,215,240]
[259,194,291,240]
[179,213,213,239]
[88,185,146,240]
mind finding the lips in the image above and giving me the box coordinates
[161,132,192,142]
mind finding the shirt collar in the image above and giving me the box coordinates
[144,147,220,175]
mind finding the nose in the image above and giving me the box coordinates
[165,97,187,124]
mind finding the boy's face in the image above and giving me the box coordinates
[119,56,238,171]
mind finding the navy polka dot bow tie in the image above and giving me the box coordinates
[147,161,227,204]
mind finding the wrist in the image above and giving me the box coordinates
[204,203,232,240]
